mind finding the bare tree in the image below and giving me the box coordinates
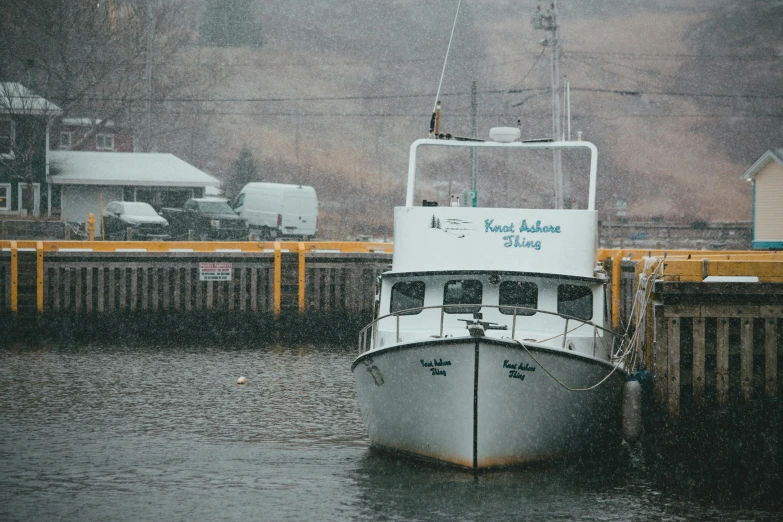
[0,82,62,215]
[0,0,222,217]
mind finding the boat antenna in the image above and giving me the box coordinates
[429,0,462,137]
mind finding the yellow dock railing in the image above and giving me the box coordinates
[1,239,393,317]
[4,240,780,327]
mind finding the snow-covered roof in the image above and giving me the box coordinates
[204,184,222,196]
[0,82,61,115]
[49,151,220,187]
[741,149,783,181]
[61,117,115,127]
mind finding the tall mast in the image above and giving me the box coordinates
[533,2,563,209]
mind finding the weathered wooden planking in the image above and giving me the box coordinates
[692,317,706,407]
[152,268,159,311]
[239,268,247,312]
[141,268,148,311]
[108,268,115,312]
[652,303,667,407]
[74,267,82,313]
[184,268,192,312]
[130,268,138,312]
[667,316,681,417]
[765,319,778,397]
[119,267,127,310]
[740,319,754,402]
[86,267,93,313]
[716,318,730,408]
[53,267,61,312]
[162,268,170,310]
[64,268,72,311]
[97,268,104,313]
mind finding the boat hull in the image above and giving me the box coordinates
[352,337,625,469]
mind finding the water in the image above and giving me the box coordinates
[0,341,778,521]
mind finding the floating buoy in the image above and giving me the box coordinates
[237,376,247,385]
[621,377,643,444]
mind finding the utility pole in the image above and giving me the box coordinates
[533,2,563,209]
[470,80,478,193]
[145,0,154,152]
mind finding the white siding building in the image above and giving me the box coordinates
[49,151,219,237]
[741,149,783,249]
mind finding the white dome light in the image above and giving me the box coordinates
[489,127,521,143]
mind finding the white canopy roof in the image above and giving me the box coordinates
[0,82,62,115]
[49,151,220,187]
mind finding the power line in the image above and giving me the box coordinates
[54,86,783,105]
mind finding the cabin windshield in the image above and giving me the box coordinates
[557,284,593,320]
[411,146,594,210]
[390,281,425,315]
[499,281,537,315]
[443,279,482,314]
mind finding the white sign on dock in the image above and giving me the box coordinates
[199,262,232,281]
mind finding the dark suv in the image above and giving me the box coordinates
[160,198,248,240]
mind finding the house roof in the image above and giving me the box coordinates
[49,151,220,187]
[61,117,116,127]
[741,149,783,181]
[0,82,62,115]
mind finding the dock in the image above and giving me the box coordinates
[3,241,782,404]
[1,240,392,341]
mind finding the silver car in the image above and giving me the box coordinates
[103,201,171,240]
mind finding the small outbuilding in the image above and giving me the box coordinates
[741,149,783,249]
[49,151,219,237]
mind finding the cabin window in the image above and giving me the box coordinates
[499,281,538,315]
[390,281,425,315]
[443,280,482,314]
[557,284,593,321]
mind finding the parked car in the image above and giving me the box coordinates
[103,201,171,240]
[232,182,318,239]
[160,198,248,240]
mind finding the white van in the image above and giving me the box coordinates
[232,182,318,239]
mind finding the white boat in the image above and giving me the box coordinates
[351,130,629,469]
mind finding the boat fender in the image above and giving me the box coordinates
[621,377,643,444]
[237,376,247,385]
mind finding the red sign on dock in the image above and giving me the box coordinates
[199,262,232,281]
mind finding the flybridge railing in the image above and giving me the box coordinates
[405,139,598,210]
[357,303,629,362]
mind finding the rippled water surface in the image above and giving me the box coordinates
[0,342,778,521]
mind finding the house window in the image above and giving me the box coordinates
[557,284,593,321]
[96,133,115,150]
[0,119,14,157]
[390,281,425,315]
[60,131,72,149]
[443,279,482,314]
[499,281,538,315]
[0,184,10,210]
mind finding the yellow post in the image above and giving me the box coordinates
[10,240,18,314]
[611,251,623,330]
[298,242,306,314]
[273,242,281,318]
[87,213,96,241]
[36,241,44,313]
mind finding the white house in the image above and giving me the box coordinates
[49,151,219,236]
[741,149,783,249]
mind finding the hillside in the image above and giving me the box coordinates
[161,0,782,238]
